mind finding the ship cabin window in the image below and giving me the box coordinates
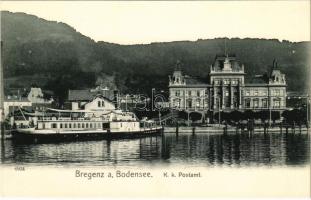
[60,123,63,128]
[52,123,57,129]
[86,123,89,128]
[102,123,110,129]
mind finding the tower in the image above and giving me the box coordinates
[169,60,185,86]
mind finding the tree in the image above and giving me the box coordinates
[244,110,255,120]
[189,112,202,121]
[230,110,243,122]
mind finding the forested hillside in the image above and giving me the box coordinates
[1,11,310,103]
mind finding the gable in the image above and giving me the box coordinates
[84,96,116,111]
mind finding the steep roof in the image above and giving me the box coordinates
[184,76,208,85]
[247,74,269,84]
[212,54,243,71]
[68,90,93,101]
[68,89,115,101]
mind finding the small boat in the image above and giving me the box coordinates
[11,107,163,143]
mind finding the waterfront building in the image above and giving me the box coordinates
[27,87,54,111]
[168,54,287,121]
[67,87,115,110]
[3,97,32,119]
[27,87,53,104]
[67,86,144,111]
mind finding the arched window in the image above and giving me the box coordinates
[78,123,81,128]
[245,99,251,108]
[196,99,201,108]
[253,99,259,108]
[273,98,281,108]
[187,99,192,108]
[60,123,63,128]
[262,98,268,108]
[82,123,85,128]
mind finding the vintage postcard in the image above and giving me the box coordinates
[0,1,310,198]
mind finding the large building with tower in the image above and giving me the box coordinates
[168,54,287,121]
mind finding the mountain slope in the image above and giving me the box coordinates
[1,11,310,103]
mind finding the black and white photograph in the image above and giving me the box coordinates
[0,1,310,197]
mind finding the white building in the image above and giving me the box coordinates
[27,87,53,104]
[3,97,32,119]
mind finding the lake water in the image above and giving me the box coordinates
[0,132,310,167]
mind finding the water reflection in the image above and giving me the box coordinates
[0,132,309,167]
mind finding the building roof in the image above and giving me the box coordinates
[68,89,115,102]
[247,74,269,84]
[212,54,243,72]
[68,90,93,101]
[184,76,208,85]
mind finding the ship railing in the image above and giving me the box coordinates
[39,117,107,122]
[112,119,137,122]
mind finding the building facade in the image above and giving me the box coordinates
[3,97,32,119]
[168,54,287,119]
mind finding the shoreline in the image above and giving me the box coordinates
[1,125,309,139]
[164,125,309,134]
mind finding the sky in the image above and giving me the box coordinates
[1,1,310,44]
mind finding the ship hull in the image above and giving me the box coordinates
[11,127,163,143]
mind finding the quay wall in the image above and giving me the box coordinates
[163,126,309,134]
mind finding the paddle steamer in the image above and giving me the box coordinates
[11,95,162,142]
